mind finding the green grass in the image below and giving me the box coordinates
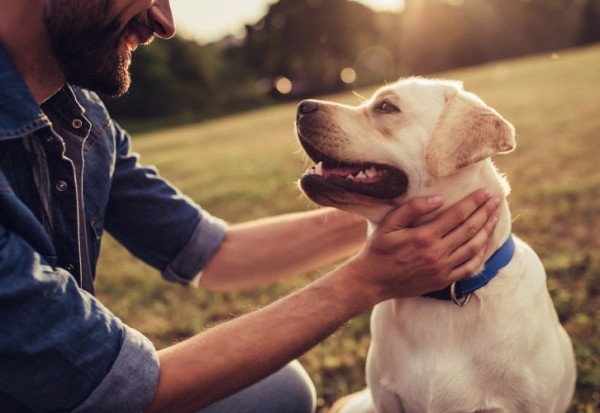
[96,45,600,411]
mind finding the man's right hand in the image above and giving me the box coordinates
[344,189,500,304]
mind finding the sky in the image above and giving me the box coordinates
[170,0,404,43]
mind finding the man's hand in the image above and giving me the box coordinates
[347,189,500,302]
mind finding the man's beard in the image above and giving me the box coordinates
[43,1,141,98]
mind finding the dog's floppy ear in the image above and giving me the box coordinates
[425,89,516,177]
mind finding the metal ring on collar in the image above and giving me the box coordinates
[450,282,471,307]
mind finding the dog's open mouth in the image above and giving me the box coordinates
[300,140,408,199]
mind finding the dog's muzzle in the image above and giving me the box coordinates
[296,100,409,200]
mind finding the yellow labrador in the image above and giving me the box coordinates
[295,77,576,413]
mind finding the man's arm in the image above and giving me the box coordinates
[145,190,499,413]
[199,207,367,291]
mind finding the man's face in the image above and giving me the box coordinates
[43,0,174,98]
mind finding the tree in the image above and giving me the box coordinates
[580,0,600,44]
[242,0,384,97]
[105,36,266,126]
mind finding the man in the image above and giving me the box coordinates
[0,1,499,412]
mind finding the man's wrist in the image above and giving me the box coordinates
[321,258,382,314]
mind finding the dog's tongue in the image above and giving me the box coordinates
[318,162,388,183]
[323,165,361,177]
[304,160,408,198]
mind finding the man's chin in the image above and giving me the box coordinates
[102,72,131,98]
[68,63,131,98]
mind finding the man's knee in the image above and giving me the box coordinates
[198,360,316,413]
[274,360,316,413]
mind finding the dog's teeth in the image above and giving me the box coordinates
[356,171,367,179]
[314,161,323,176]
[365,167,377,178]
[309,162,323,176]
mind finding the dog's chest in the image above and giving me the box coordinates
[366,297,519,412]
[364,246,567,412]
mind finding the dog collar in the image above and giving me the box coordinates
[423,235,516,306]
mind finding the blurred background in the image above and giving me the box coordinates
[96,0,600,411]
[104,0,600,131]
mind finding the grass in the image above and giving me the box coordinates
[96,44,600,411]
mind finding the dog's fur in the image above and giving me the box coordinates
[295,77,576,413]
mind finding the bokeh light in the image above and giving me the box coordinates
[340,67,357,84]
[274,76,293,94]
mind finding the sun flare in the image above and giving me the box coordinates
[355,0,405,12]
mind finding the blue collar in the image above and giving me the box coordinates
[423,235,515,304]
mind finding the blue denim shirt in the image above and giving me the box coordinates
[0,45,227,412]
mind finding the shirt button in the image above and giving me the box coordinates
[55,180,68,192]
[72,119,83,129]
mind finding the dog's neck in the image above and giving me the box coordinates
[485,199,512,264]
[442,163,512,261]
[428,160,512,266]
[369,160,512,272]
[454,159,512,260]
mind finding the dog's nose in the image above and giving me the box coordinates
[297,100,319,117]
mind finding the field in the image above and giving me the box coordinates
[97,45,600,411]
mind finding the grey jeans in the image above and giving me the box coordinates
[198,361,316,413]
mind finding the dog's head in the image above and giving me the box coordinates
[295,77,515,223]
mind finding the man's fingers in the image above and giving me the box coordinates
[432,189,495,238]
[442,196,500,252]
[380,196,445,232]
[446,244,488,284]
[445,215,498,282]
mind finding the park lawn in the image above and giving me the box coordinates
[96,44,600,411]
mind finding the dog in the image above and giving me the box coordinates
[295,77,576,413]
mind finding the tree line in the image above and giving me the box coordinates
[104,0,600,129]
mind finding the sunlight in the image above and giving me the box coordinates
[354,0,405,12]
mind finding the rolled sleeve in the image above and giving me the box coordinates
[161,213,227,285]
[72,326,160,413]
[105,125,228,282]
[0,225,159,412]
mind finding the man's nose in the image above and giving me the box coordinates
[148,0,176,39]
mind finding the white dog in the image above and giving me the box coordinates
[295,77,576,413]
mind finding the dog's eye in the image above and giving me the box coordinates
[375,100,400,114]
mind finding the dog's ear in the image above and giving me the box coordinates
[425,90,516,177]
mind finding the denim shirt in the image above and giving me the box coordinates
[0,46,227,412]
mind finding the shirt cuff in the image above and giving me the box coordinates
[161,213,228,286]
[71,326,160,413]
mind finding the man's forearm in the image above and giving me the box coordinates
[145,262,374,413]
[200,208,367,291]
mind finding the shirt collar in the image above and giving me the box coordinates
[0,45,52,142]
[0,45,89,143]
